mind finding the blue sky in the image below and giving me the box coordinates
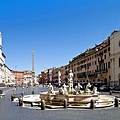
[0,0,120,75]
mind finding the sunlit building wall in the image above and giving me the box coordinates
[69,37,110,85]
[110,30,120,86]
[0,32,6,83]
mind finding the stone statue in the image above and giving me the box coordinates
[85,82,91,92]
[68,70,75,93]
[62,83,68,95]
[75,83,83,94]
[68,70,74,83]
[58,87,65,95]
[58,83,68,95]
[48,83,54,94]
[93,86,98,94]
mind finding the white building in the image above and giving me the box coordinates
[0,32,14,84]
[0,32,6,83]
[5,65,15,83]
[24,70,33,84]
[110,30,120,86]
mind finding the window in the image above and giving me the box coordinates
[0,65,2,70]
[106,63,107,69]
[95,61,96,65]
[104,54,106,59]
[98,58,99,62]
[119,58,120,67]
[104,49,107,53]
[119,40,120,47]
[108,62,110,68]
[74,74,76,77]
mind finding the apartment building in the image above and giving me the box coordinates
[0,32,15,84]
[24,70,34,84]
[52,67,59,83]
[110,30,120,86]
[37,30,120,87]
[0,32,6,83]
[37,67,55,84]
[69,38,110,85]
[39,40,111,85]
[37,70,46,84]
[38,65,68,85]
[60,65,68,83]
[4,65,15,83]
[12,70,35,85]
[12,70,24,84]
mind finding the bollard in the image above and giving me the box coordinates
[63,99,67,109]
[11,94,15,101]
[114,98,119,107]
[19,97,23,106]
[41,100,45,110]
[32,91,34,94]
[109,91,112,95]
[31,102,33,107]
[21,92,24,97]
[90,99,94,109]
[0,89,3,94]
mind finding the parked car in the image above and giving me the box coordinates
[73,82,78,88]
[109,86,114,90]
[113,86,120,91]
[55,83,64,88]
[0,83,5,87]
[99,85,110,92]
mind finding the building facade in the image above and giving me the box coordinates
[110,30,120,86]
[12,70,24,84]
[69,38,110,86]
[5,65,15,83]
[60,65,68,83]
[11,70,35,85]
[0,32,15,84]
[24,70,34,84]
[0,32,6,83]
[38,30,120,87]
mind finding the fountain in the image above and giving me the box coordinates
[11,70,119,109]
[40,70,116,109]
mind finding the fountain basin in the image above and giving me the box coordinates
[40,91,115,108]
